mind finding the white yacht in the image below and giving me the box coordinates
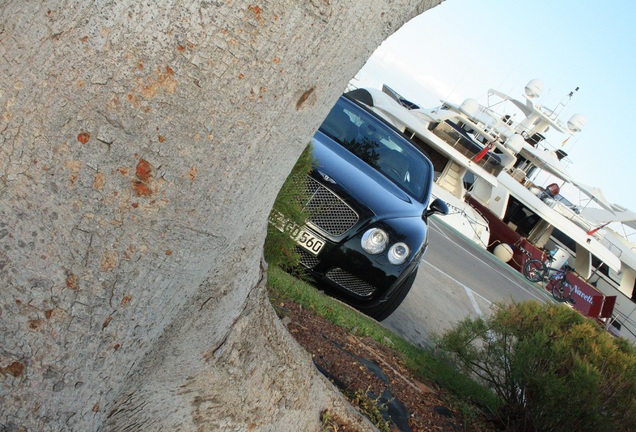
[348,80,636,343]
[449,79,635,343]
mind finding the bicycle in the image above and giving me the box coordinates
[548,267,577,305]
[522,249,558,283]
[522,253,577,305]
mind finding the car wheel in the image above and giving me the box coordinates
[360,269,418,321]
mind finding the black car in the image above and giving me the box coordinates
[275,94,448,320]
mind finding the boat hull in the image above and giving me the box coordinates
[466,194,617,322]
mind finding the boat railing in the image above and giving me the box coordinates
[545,199,594,231]
[430,120,505,177]
[545,200,626,259]
[482,106,576,168]
[596,234,625,261]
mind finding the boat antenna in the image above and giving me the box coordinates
[551,86,579,119]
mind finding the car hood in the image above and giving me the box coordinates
[311,131,427,220]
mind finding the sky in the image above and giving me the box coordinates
[351,0,636,214]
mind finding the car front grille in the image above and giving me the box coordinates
[296,247,320,269]
[298,175,359,237]
[325,268,376,298]
[296,247,376,298]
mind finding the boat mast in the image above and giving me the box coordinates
[551,86,580,120]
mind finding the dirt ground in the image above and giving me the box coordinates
[273,299,492,432]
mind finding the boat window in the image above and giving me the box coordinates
[504,196,541,238]
[463,171,476,190]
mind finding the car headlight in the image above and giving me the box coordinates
[361,228,388,254]
[388,242,410,265]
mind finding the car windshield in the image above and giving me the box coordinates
[319,98,432,201]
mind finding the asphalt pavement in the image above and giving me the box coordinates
[382,216,553,348]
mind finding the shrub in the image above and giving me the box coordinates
[263,144,315,271]
[438,301,636,432]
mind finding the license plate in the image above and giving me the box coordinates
[270,212,326,256]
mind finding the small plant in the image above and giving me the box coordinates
[438,301,636,432]
[348,389,390,432]
[319,410,338,431]
[319,409,360,432]
[264,144,316,271]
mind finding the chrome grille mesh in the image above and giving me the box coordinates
[326,268,376,297]
[296,247,319,269]
[298,175,358,236]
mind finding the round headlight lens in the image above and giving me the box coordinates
[388,242,410,265]
[361,228,388,254]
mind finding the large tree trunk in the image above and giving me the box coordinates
[0,1,441,430]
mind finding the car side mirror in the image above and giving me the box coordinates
[423,198,449,220]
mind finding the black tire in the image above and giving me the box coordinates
[562,281,576,305]
[551,279,565,302]
[360,269,418,321]
[523,259,546,283]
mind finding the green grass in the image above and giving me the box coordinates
[267,266,499,417]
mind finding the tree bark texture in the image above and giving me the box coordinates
[0,1,441,430]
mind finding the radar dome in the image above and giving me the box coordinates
[524,79,544,99]
[505,134,525,153]
[459,98,479,117]
[567,113,586,133]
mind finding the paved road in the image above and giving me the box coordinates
[382,217,553,348]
